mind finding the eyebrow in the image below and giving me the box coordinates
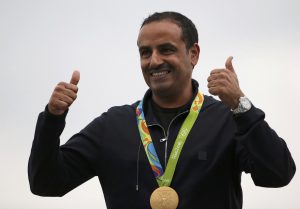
[138,42,176,50]
[158,43,176,49]
[138,46,151,53]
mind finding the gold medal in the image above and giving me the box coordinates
[150,186,179,209]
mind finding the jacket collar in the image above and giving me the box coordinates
[141,79,216,125]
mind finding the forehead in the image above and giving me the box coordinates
[137,20,184,47]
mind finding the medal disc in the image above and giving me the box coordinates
[150,186,179,209]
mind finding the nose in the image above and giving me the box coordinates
[149,51,163,69]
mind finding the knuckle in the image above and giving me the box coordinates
[55,85,64,92]
[210,70,217,75]
[58,82,66,86]
[54,86,60,91]
[52,91,60,97]
[219,73,226,79]
[65,83,72,89]
[68,97,74,104]
[73,86,79,93]
[209,75,216,81]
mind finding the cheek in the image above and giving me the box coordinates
[139,59,145,68]
[140,60,149,72]
[141,68,148,80]
[140,64,149,81]
[181,56,194,71]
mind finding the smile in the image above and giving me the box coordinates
[150,70,170,77]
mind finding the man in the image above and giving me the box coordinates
[28,12,296,209]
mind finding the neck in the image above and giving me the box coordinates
[152,85,193,109]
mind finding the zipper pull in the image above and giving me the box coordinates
[160,138,167,142]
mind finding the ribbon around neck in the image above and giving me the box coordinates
[136,91,204,187]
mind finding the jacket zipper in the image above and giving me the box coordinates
[148,110,189,169]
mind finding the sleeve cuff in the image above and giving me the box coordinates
[44,105,68,121]
[233,105,265,135]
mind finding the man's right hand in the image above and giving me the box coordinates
[48,71,80,116]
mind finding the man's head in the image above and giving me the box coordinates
[137,12,200,107]
[141,12,198,50]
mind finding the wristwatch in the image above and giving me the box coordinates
[232,96,252,114]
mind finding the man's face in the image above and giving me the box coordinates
[137,20,199,97]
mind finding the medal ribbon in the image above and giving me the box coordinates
[136,91,204,187]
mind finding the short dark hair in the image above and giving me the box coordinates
[141,11,198,49]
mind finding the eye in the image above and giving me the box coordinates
[160,46,176,55]
[162,48,174,54]
[139,48,151,58]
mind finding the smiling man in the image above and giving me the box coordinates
[28,11,296,209]
[138,19,199,109]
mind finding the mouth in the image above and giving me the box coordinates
[150,70,171,77]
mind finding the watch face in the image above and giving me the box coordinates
[232,97,252,114]
[240,97,251,110]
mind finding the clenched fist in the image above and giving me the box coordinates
[48,71,80,115]
[207,56,244,109]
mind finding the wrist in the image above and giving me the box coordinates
[47,104,66,116]
[46,105,68,118]
[232,96,252,114]
[231,92,245,109]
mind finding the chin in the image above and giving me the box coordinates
[151,83,174,95]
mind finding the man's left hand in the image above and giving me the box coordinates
[207,56,244,109]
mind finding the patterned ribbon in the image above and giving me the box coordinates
[136,91,204,186]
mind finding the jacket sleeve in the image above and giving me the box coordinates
[234,106,296,187]
[28,107,99,196]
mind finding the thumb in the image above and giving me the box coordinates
[70,70,80,85]
[225,56,235,72]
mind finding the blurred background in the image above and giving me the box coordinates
[0,0,299,208]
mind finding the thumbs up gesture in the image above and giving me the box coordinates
[48,71,80,115]
[207,56,244,109]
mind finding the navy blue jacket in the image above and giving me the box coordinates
[28,80,296,209]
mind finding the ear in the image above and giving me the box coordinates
[189,43,200,68]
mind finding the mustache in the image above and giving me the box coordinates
[146,63,173,73]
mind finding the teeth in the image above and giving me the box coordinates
[151,71,169,77]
